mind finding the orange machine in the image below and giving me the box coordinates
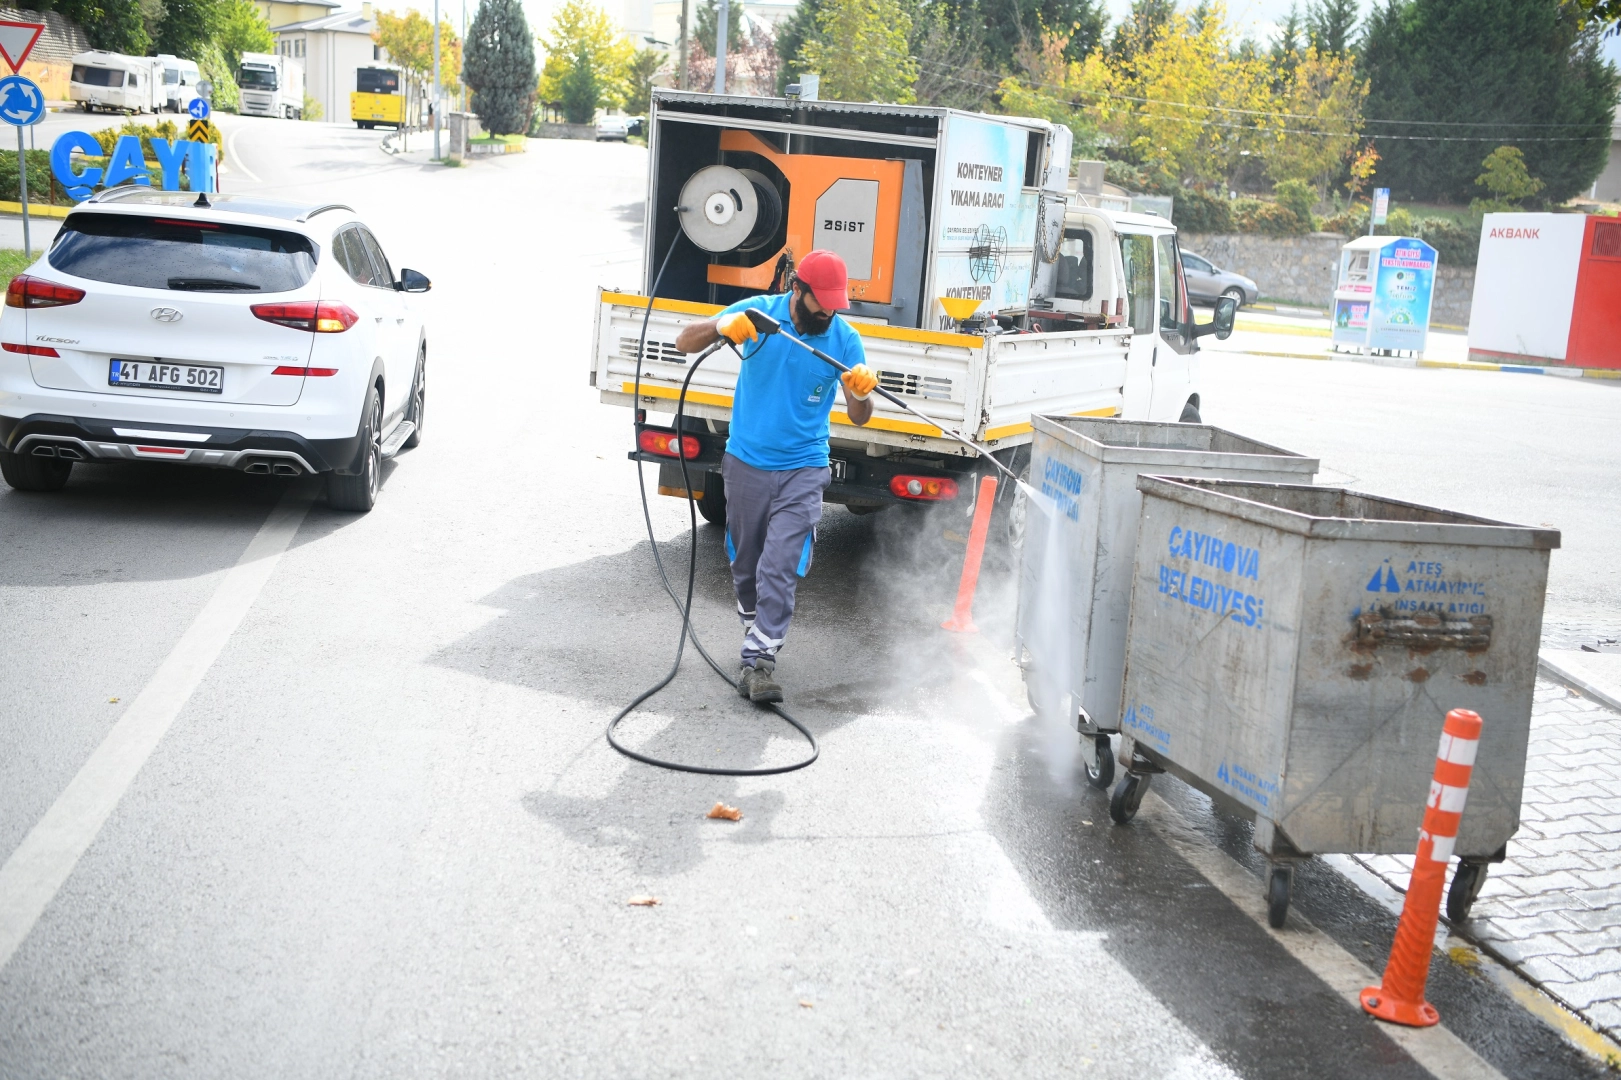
[706,130,905,305]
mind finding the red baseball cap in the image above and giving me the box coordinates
[795,249,850,311]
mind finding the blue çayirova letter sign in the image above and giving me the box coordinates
[50,131,217,202]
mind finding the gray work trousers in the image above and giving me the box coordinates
[721,453,829,668]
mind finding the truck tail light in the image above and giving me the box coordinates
[890,475,958,501]
[638,429,700,459]
[6,275,85,309]
[2,342,59,356]
[251,301,359,333]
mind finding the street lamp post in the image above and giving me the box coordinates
[433,0,442,159]
[677,0,689,91]
[712,0,728,95]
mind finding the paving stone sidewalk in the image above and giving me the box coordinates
[1354,677,1621,1042]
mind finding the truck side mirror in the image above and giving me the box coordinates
[1193,295,1237,340]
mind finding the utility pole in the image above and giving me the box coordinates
[677,0,689,90]
[433,0,442,159]
[712,0,728,94]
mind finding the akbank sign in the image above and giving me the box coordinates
[48,131,217,202]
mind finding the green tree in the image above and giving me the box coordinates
[694,0,742,57]
[774,0,822,93]
[1471,145,1545,213]
[1106,0,1176,75]
[558,46,599,123]
[375,9,464,89]
[154,0,224,59]
[1270,3,1304,86]
[53,0,150,53]
[622,46,662,115]
[1360,0,1619,202]
[195,41,240,111]
[1305,0,1359,55]
[537,1,632,110]
[216,0,273,72]
[463,0,536,135]
[797,0,917,103]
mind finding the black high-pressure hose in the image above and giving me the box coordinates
[605,233,819,776]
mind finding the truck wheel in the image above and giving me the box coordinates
[0,449,73,492]
[696,471,726,525]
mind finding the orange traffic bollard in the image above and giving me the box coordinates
[942,475,998,633]
[1361,708,1483,1027]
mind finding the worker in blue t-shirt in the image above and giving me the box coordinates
[673,250,878,703]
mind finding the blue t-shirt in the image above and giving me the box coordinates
[718,292,867,471]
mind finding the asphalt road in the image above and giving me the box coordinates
[1,119,1616,1078]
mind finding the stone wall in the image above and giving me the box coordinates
[535,122,597,140]
[1180,231,1476,328]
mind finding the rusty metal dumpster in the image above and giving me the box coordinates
[1014,417,1317,790]
[1112,476,1559,927]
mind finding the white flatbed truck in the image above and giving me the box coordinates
[590,90,1233,522]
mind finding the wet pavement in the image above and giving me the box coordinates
[2,127,1619,1077]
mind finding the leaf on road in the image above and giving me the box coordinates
[798,1000,814,1008]
[707,802,743,821]
[627,895,661,906]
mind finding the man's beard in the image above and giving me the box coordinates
[793,290,833,335]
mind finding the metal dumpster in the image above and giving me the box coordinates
[1014,418,1317,789]
[1111,476,1559,927]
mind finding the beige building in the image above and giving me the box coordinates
[270,3,384,125]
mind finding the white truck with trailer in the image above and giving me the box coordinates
[590,89,1233,522]
[69,51,163,114]
[237,52,305,119]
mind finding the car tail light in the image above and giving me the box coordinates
[271,366,339,376]
[251,301,359,333]
[2,342,59,356]
[638,429,700,459]
[890,475,958,501]
[5,275,85,309]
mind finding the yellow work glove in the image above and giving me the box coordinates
[841,364,878,401]
[715,311,758,346]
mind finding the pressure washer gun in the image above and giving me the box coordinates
[734,307,1021,486]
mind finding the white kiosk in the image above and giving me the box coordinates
[1331,235,1437,357]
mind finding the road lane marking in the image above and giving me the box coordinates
[0,487,312,971]
[1144,792,1506,1080]
[225,124,262,183]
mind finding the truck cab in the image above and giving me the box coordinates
[238,53,304,119]
[1052,207,1204,423]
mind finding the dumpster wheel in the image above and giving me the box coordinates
[1446,860,1488,922]
[1109,772,1148,824]
[1084,735,1115,790]
[1267,865,1293,928]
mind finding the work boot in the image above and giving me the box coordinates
[737,660,783,704]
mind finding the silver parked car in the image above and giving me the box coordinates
[595,114,629,141]
[1181,250,1258,308]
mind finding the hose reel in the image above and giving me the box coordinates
[677,165,783,255]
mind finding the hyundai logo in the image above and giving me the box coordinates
[150,307,183,323]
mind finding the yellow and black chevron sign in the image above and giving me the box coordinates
[187,118,210,143]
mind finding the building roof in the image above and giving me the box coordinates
[271,9,375,34]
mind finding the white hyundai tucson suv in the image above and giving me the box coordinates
[0,189,431,511]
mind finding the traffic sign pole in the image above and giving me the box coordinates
[16,123,26,258]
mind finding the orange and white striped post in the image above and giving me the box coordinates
[942,475,998,633]
[1361,708,1483,1027]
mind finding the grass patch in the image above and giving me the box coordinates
[0,248,35,287]
[468,133,525,146]
[1397,203,1477,227]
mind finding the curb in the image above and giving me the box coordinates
[1212,343,1621,382]
[0,201,70,219]
[1538,654,1621,715]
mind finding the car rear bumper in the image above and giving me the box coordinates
[0,413,366,475]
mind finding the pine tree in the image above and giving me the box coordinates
[1360,0,1619,202]
[463,0,537,135]
[1305,0,1359,55]
[558,46,599,124]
